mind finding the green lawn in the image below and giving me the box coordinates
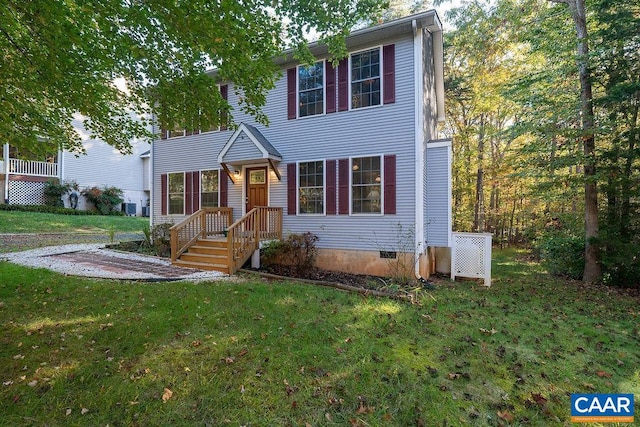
[1,249,638,426]
[0,210,149,234]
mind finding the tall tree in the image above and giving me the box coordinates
[547,0,600,283]
[0,0,387,155]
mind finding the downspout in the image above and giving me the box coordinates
[413,20,425,280]
[3,143,9,203]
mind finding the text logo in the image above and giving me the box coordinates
[571,394,634,423]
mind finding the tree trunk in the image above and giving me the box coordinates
[473,115,486,232]
[620,94,638,238]
[556,0,601,283]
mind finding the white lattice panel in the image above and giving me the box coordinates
[451,232,492,286]
[8,180,48,205]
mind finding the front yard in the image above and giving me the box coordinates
[0,249,638,426]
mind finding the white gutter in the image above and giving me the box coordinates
[413,21,425,279]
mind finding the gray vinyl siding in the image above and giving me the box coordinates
[152,30,445,254]
[424,141,452,247]
[223,130,264,162]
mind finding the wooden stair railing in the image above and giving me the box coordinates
[170,206,282,275]
[170,207,233,262]
[226,206,283,274]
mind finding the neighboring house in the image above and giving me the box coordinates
[152,10,452,277]
[1,114,151,216]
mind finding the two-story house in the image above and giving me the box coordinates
[1,114,151,215]
[151,10,452,278]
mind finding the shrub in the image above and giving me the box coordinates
[150,223,172,257]
[537,234,585,280]
[43,180,72,207]
[261,232,318,276]
[0,204,99,215]
[600,238,640,289]
[82,186,124,215]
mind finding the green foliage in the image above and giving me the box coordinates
[150,223,172,257]
[261,232,319,276]
[1,0,387,156]
[43,180,72,207]
[82,186,124,215]
[537,233,585,280]
[0,203,98,215]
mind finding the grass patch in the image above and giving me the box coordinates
[0,210,148,234]
[0,249,638,426]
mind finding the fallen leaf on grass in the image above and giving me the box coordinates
[238,348,248,357]
[65,409,72,416]
[81,408,89,415]
[162,388,173,402]
[530,392,547,407]
[497,410,514,422]
[479,328,498,335]
[596,370,612,378]
[356,403,375,414]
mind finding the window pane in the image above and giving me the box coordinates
[298,161,324,214]
[351,156,381,214]
[350,48,381,109]
[298,62,324,117]
[168,172,184,214]
[201,170,219,207]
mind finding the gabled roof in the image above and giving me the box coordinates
[217,123,282,165]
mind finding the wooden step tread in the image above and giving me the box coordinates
[173,259,229,274]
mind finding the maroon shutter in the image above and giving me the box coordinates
[220,84,228,130]
[192,171,200,212]
[384,155,396,214]
[326,160,336,215]
[287,68,297,119]
[160,173,168,215]
[337,58,349,112]
[219,172,228,207]
[383,44,396,104]
[185,172,194,215]
[326,60,336,114]
[287,163,297,215]
[338,158,349,214]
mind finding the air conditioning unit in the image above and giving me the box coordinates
[141,206,150,217]
[121,203,136,216]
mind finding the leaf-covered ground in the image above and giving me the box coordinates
[0,249,638,426]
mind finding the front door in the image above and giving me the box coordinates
[246,167,268,212]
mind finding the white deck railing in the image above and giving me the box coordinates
[8,159,58,177]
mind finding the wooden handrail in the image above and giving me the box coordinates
[226,206,283,274]
[170,207,233,261]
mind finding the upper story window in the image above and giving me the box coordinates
[351,48,381,109]
[168,172,184,215]
[351,156,381,214]
[168,127,186,139]
[298,62,324,117]
[298,160,324,214]
[201,169,219,207]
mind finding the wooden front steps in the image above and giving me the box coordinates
[173,237,230,274]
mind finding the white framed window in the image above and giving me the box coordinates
[168,126,186,139]
[350,47,381,109]
[298,160,325,214]
[351,156,382,214]
[298,61,325,117]
[201,169,219,207]
[168,172,185,215]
